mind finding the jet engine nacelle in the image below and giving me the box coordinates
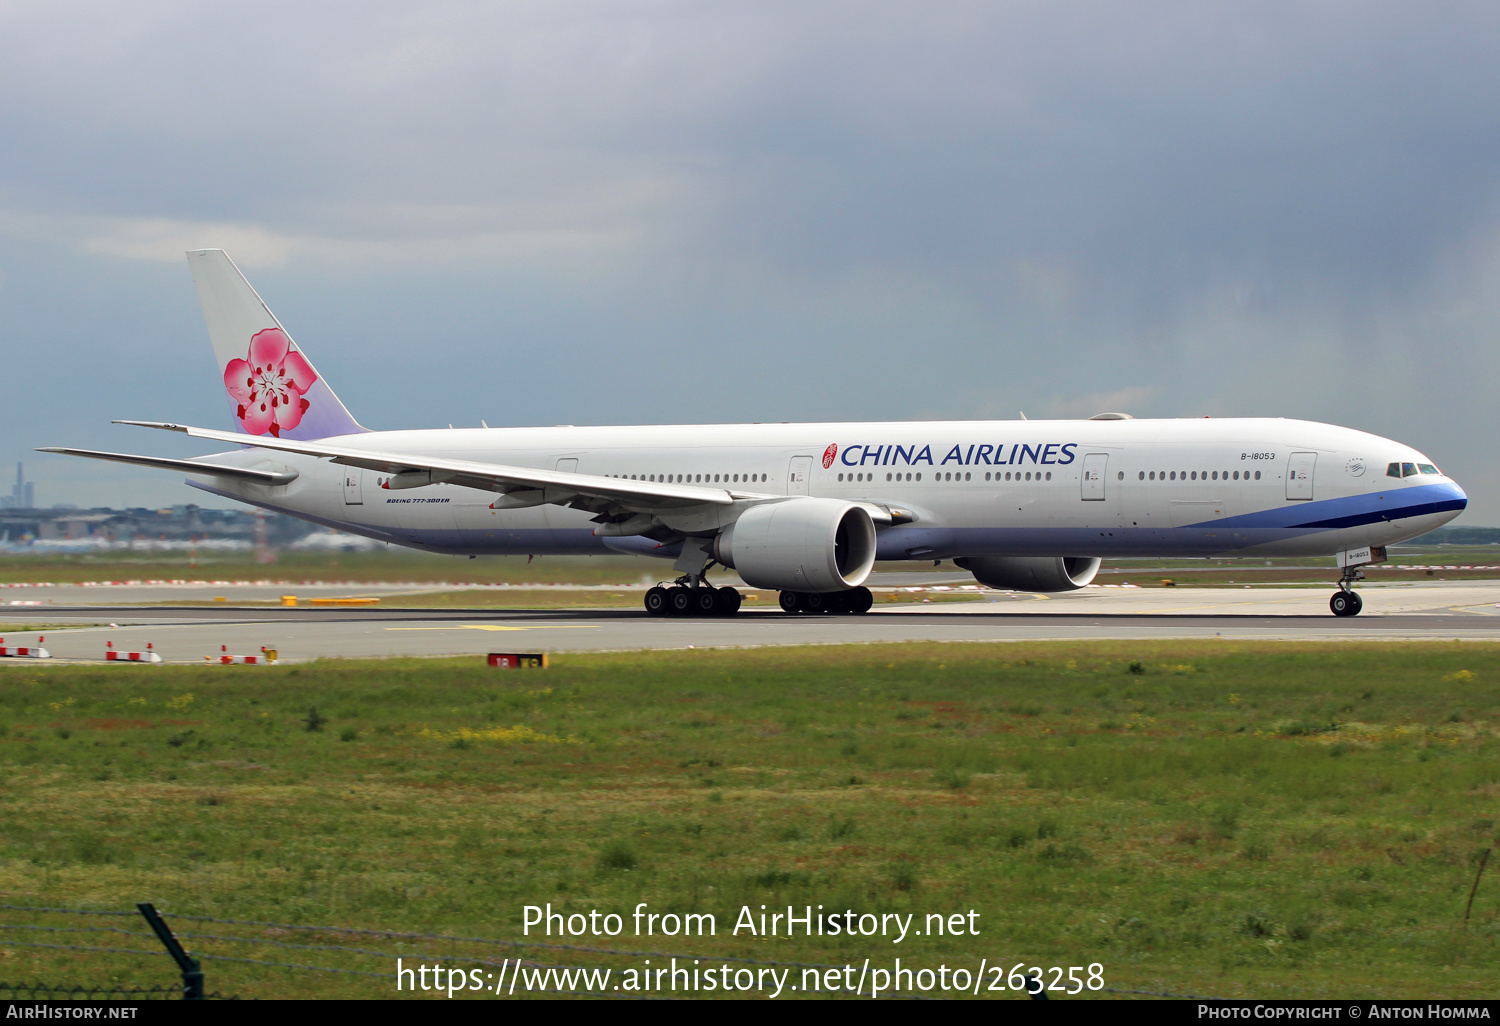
[714,498,877,592]
[955,555,1102,592]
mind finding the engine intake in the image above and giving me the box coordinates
[714,499,877,592]
[955,555,1101,593]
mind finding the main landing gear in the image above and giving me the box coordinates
[778,586,874,615]
[644,579,742,617]
[1330,565,1364,618]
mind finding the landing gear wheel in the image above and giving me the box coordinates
[1331,563,1368,617]
[848,586,873,614]
[714,587,742,617]
[694,587,719,616]
[644,586,669,617]
[824,591,850,614]
[801,592,826,614]
[668,587,694,616]
[779,590,801,613]
[1330,591,1362,617]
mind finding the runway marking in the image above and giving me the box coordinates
[385,625,601,632]
[1106,596,1326,615]
[1451,605,1500,616]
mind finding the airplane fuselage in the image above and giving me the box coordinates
[185,416,1466,563]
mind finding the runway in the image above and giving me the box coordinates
[4,581,1499,662]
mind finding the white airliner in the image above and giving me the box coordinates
[42,250,1466,618]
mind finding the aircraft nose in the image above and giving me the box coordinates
[1436,479,1468,525]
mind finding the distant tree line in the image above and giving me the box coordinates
[1406,526,1500,545]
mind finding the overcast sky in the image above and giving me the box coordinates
[3,1,1498,522]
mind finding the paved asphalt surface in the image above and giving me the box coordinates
[6,588,1499,663]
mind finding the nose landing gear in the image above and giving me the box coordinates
[1329,590,1362,617]
[1330,565,1365,617]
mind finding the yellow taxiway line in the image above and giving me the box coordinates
[385,624,601,632]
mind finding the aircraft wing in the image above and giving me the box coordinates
[111,421,761,512]
[34,447,300,486]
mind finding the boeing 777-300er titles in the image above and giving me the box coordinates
[41,250,1467,618]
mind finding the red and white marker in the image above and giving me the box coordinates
[0,636,50,659]
[106,640,161,663]
[207,644,276,665]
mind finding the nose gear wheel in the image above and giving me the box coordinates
[1330,590,1363,617]
[1329,564,1366,617]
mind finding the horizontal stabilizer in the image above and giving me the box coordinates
[35,447,299,486]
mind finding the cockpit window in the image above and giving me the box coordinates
[1402,463,1419,477]
[1418,464,1439,475]
[1387,463,1402,478]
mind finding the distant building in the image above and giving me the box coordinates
[0,504,322,550]
[0,462,33,510]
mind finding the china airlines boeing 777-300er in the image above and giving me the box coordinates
[42,250,1467,618]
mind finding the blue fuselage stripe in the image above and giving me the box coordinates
[1182,482,1467,531]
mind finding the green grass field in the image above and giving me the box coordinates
[0,642,1496,999]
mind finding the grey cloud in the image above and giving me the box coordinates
[0,1,1497,517]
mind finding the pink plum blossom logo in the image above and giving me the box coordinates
[224,328,316,436]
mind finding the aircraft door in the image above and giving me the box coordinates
[1286,453,1316,500]
[1081,453,1108,500]
[788,456,813,495]
[342,467,363,505]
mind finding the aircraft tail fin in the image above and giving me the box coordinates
[187,249,364,439]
